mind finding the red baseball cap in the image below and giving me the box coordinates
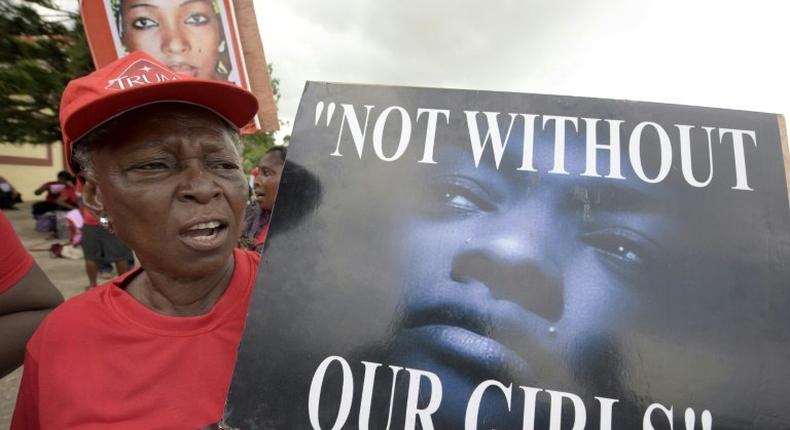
[60,50,259,173]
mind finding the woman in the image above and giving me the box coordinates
[241,146,285,251]
[12,51,259,429]
[0,212,63,378]
[116,0,235,82]
[31,171,77,217]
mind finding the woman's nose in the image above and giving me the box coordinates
[449,209,564,323]
[161,26,190,55]
[177,164,222,204]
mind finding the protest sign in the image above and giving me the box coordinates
[226,82,790,429]
[80,0,277,132]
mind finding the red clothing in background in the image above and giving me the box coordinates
[254,221,270,248]
[40,182,77,207]
[11,248,260,430]
[0,212,34,294]
[81,206,99,226]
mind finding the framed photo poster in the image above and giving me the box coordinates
[81,0,278,133]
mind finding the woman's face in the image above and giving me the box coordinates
[253,152,284,212]
[121,0,222,80]
[86,103,247,280]
[390,130,746,426]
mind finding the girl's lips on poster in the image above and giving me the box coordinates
[169,63,198,77]
[400,301,535,381]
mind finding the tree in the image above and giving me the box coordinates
[0,0,93,145]
[240,64,286,173]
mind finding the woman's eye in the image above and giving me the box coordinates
[212,161,239,170]
[444,192,478,211]
[581,227,659,272]
[185,14,210,25]
[131,17,158,30]
[135,161,169,170]
[422,176,496,216]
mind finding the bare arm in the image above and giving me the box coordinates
[33,184,48,196]
[0,263,63,378]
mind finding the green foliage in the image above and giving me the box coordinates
[240,63,287,173]
[0,0,93,144]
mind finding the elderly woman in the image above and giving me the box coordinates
[11,51,259,429]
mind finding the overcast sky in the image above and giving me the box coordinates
[57,0,789,142]
[252,0,789,142]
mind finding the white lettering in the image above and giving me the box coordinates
[403,368,443,430]
[330,104,375,158]
[581,118,626,179]
[308,356,354,430]
[465,111,519,169]
[629,121,672,183]
[546,389,587,430]
[465,380,512,430]
[543,115,579,175]
[372,106,411,162]
[719,127,756,191]
[677,125,715,187]
[416,108,450,164]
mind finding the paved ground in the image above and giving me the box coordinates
[0,203,96,429]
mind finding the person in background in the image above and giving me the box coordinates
[80,203,133,289]
[12,51,259,429]
[0,212,64,377]
[241,146,285,251]
[31,171,77,217]
[0,176,23,210]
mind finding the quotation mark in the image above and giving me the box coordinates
[315,101,336,127]
[685,408,712,430]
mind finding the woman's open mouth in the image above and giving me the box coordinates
[178,220,229,251]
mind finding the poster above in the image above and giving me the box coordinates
[227,82,790,429]
[80,0,278,133]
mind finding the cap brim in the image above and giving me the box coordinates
[63,79,259,146]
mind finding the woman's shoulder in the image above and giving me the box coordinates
[234,247,261,273]
[39,284,113,324]
[27,284,115,355]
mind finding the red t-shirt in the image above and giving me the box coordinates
[11,248,260,430]
[254,221,270,248]
[41,182,77,206]
[81,206,99,226]
[0,212,34,294]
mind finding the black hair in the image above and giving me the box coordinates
[57,170,75,182]
[264,146,287,163]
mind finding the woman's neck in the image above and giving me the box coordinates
[125,257,235,317]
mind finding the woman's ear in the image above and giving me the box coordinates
[81,177,104,214]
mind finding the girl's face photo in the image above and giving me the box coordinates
[389,125,759,427]
[120,0,223,80]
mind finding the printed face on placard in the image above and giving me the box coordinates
[112,0,236,83]
[372,122,771,427]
